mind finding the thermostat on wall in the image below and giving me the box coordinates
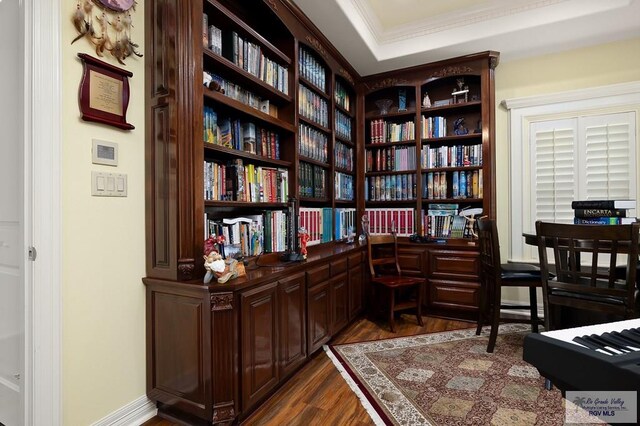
[92,139,118,166]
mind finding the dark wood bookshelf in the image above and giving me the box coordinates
[334,166,355,175]
[298,77,330,99]
[422,165,483,173]
[421,133,482,143]
[298,115,331,134]
[335,135,354,146]
[365,199,417,206]
[298,155,330,168]
[365,169,417,176]
[204,200,288,208]
[365,139,416,148]
[421,100,481,114]
[334,103,354,118]
[422,197,483,203]
[298,196,330,204]
[365,107,416,120]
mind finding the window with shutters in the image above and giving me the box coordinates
[504,82,640,262]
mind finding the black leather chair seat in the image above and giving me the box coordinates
[501,263,542,281]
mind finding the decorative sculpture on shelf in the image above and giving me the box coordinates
[453,117,469,135]
[460,208,483,239]
[422,92,431,108]
[203,235,242,284]
[358,214,369,245]
[451,78,469,103]
[298,227,310,260]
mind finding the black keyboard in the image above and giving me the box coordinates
[523,319,640,392]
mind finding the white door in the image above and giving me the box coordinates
[0,0,24,424]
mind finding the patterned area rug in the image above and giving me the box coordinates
[325,324,569,425]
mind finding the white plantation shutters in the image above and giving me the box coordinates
[580,113,635,201]
[531,120,576,224]
[530,112,636,227]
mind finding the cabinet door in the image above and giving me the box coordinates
[429,279,480,311]
[429,249,479,280]
[398,246,428,277]
[278,272,307,378]
[240,282,278,410]
[348,252,364,320]
[307,281,331,354]
[331,272,349,334]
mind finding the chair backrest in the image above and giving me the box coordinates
[535,221,640,316]
[477,217,501,284]
[367,234,402,277]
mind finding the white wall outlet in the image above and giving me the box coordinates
[92,171,127,197]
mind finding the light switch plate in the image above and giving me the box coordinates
[92,171,127,197]
[92,139,118,166]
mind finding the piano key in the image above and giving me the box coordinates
[573,336,618,355]
[600,332,638,351]
[618,330,640,347]
[587,334,626,355]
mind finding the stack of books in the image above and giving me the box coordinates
[571,200,637,224]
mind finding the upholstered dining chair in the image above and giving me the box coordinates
[535,221,640,330]
[475,217,545,352]
[367,233,425,332]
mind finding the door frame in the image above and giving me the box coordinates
[22,0,62,424]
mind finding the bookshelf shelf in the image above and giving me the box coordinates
[365,200,417,206]
[421,134,481,143]
[204,200,288,208]
[203,49,292,104]
[335,135,354,146]
[204,89,295,132]
[204,143,292,167]
[299,77,330,99]
[334,166,354,175]
[421,100,481,114]
[298,155,330,169]
[299,197,330,204]
[422,197,483,203]
[423,165,482,173]
[364,140,416,148]
[365,107,416,120]
[298,115,331,134]
[365,169,417,176]
[334,103,354,118]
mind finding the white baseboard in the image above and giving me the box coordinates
[91,395,157,426]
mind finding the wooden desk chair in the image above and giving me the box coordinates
[367,234,424,332]
[535,221,640,330]
[475,217,544,352]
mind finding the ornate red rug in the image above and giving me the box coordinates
[325,324,573,425]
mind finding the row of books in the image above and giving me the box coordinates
[335,208,357,240]
[571,199,636,225]
[369,119,416,144]
[299,162,327,199]
[203,108,280,159]
[422,116,447,138]
[335,141,354,172]
[421,143,482,169]
[204,159,289,203]
[204,211,287,256]
[204,72,277,117]
[298,47,326,93]
[422,170,482,200]
[365,146,416,172]
[365,174,417,202]
[210,30,288,95]
[299,85,329,128]
[335,110,352,141]
[298,123,328,163]
[299,207,333,246]
[335,80,351,111]
[335,172,354,201]
[364,208,416,236]
[422,212,468,238]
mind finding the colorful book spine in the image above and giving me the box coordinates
[573,217,621,225]
[573,208,627,218]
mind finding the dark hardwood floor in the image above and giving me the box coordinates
[142,314,474,426]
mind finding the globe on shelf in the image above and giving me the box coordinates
[375,99,393,115]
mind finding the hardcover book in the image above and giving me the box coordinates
[571,200,636,209]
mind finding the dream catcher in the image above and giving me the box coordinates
[72,0,142,65]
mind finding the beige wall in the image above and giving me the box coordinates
[495,37,640,302]
[61,1,146,424]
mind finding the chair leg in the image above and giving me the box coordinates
[487,283,501,353]
[529,286,539,333]
[388,287,396,333]
[416,283,424,327]
[476,283,486,335]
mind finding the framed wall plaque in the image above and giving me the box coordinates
[78,53,134,130]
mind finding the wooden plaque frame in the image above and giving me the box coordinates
[78,53,134,130]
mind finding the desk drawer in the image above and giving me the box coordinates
[429,249,479,280]
[331,258,348,276]
[307,264,330,287]
[429,279,479,310]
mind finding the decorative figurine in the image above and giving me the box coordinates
[453,117,469,135]
[203,237,241,284]
[422,92,431,108]
[298,227,310,259]
[452,78,469,103]
[358,214,369,245]
[398,89,407,112]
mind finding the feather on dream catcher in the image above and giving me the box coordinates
[72,0,142,65]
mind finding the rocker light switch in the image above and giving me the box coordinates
[92,171,128,197]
